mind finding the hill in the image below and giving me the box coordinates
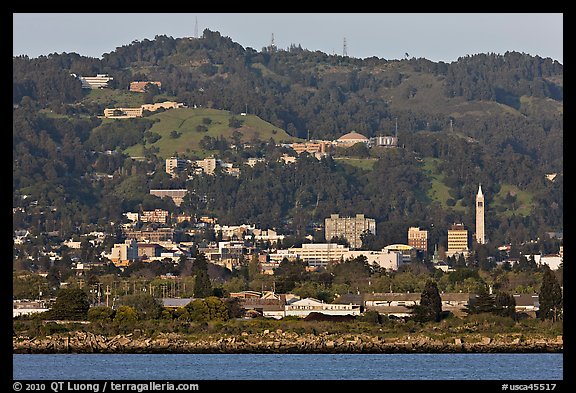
[123,107,299,158]
[12,30,563,247]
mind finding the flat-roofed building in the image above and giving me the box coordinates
[124,228,174,242]
[195,157,217,175]
[166,157,187,177]
[141,101,185,112]
[109,239,139,266]
[76,74,113,89]
[290,141,333,157]
[408,227,428,254]
[284,297,361,318]
[324,214,376,249]
[103,107,143,118]
[343,249,403,271]
[149,189,188,206]
[447,223,469,258]
[288,243,349,268]
[129,81,162,93]
[140,209,169,224]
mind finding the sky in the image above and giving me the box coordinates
[13,13,563,64]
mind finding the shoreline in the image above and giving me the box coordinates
[13,331,563,354]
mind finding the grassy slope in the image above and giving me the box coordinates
[124,107,300,158]
[422,157,534,217]
[333,157,378,171]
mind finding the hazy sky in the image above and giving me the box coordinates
[13,13,563,63]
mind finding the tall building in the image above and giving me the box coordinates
[195,157,217,175]
[408,227,428,254]
[447,223,469,258]
[476,184,486,244]
[324,214,376,249]
[166,157,187,177]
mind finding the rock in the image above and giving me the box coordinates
[454,338,462,345]
[556,336,563,344]
[481,337,491,345]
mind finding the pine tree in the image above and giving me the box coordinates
[494,291,516,318]
[412,280,442,322]
[192,253,213,298]
[49,288,90,320]
[539,265,563,321]
[465,285,496,315]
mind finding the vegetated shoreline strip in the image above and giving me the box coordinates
[13,332,563,354]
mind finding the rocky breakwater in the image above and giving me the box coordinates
[13,331,563,354]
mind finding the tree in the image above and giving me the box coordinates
[87,306,116,322]
[119,293,163,320]
[494,291,516,319]
[465,285,496,315]
[49,288,90,320]
[192,253,213,297]
[114,305,139,324]
[539,265,563,321]
[411,280,442,322]
[248,253,261,281]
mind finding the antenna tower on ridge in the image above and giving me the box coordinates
[271,33,276,51]
[343,37,348,57]
[194,16,198,38]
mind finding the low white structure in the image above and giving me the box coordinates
[75,73,113,89]
[343,249,403,271]
[13,301,49,318]
[284,297,361,318]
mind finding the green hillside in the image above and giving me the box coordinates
[123,107,300,158]
[492,184,535,217]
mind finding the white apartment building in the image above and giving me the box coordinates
[343,249,403,271]
[76,73,114,89]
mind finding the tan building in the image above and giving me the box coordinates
[103,107,143,118]
[279,154,297,165]
[104,101,184,118]
[124,228,174,242]
[408,227,428,254]
[149,189,188,206]
[140,209,169,224]
[129,81,162,93]
[166,157,187,177]
[335,131,370,147]
[447,223,469,258]
[195,157,217,175]
[290,141,333,156]
[141,101,185,112]
[109,239,139,266]
[324,214,376,249]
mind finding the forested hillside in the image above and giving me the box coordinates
[13,29,563,249]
